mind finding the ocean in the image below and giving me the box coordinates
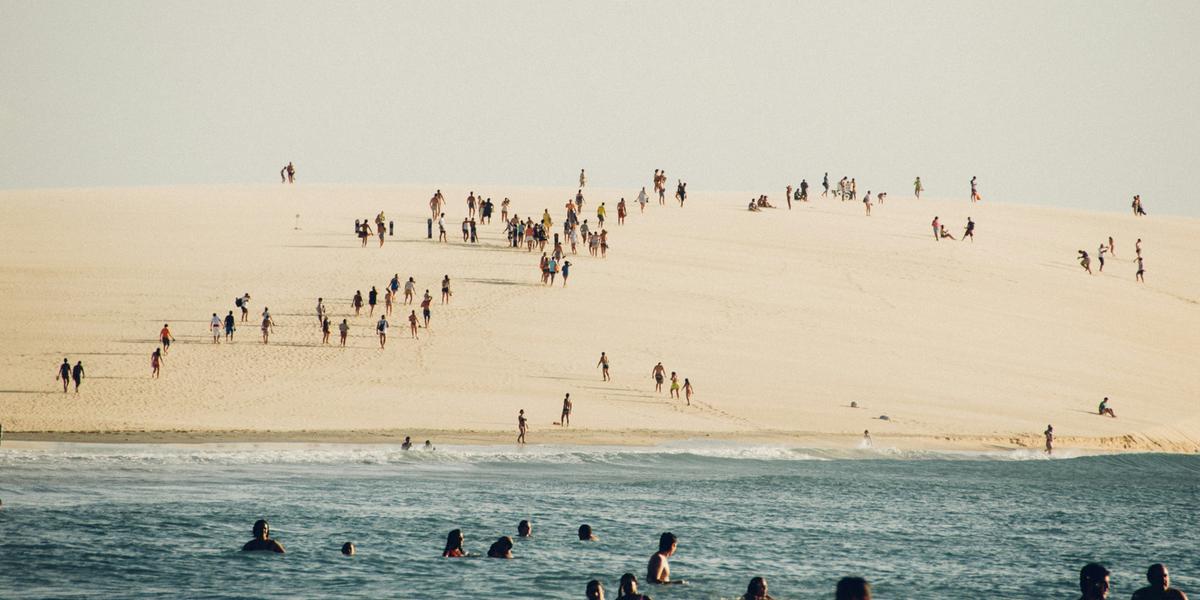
[1,442,1196,599]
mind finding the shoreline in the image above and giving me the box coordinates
[3,428,1196,454]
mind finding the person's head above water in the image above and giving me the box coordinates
[1146,563,1170,590]
[619,573,641,595]
[835,576,872,600]
[578,524,596,541]
[253,519,270,540]
[658,531,677,555]
[443,528,464,555]
[586,579,605,600]
[487,536,514,558]
[341,542,355,556]
[1079,563,1110,599]
[745,576,769,599]
[517,519,532,537]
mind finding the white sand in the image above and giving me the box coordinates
[1,184,1197,452]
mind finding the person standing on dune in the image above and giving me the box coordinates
[914,176,923,199]
[597,352,610,381]
[931,216,940,241]
[57,358,71,392]
[580,169,587,188]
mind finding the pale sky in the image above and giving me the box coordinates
[2,0,1197,215]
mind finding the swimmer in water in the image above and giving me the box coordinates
[341,542,355,556]
[1079,563,1111,600]
[863,430,872,447]
[742,577,774,600]
[617,573,652,600]
[487,536,514,559]
[517,519,532,538]
[578,524,598,541]
[835,576,872,600]
[1131,563,1189,600]
[586,580,606,600]
[442,529,466,557]
[647,532,685,585]
[241,519,285,553]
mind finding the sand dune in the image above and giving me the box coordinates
[1,184,1196,452]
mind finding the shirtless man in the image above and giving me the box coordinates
[408,310,419,339]
[1131,564,1190,600]
[597,352,610,381]
[421,291,432,327]
[1044,424,1054,454]
[517,409,527,444]
[652,362,666,393]
[58,358,71,392]
[339,319,349,347]
[647,532,685,585]
[71,360,84,394]
[242,519,285,553]
[561,393,572,426]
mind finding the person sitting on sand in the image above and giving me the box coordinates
[1098,397,1116,418]
[1132,563,1189,600]
[742,577,775,600]
[1078,250,1092,274]
[748,200,760,212]
[836,576,872,600]
[487,536,514,559]
[756,195,774,208]
[647,532,684,585]
[442,529,467,557]
[1079,563,1111,600]
[617,573,653,600]
[587,580,606,600]
[939,225,957,240]
[578,524,598,541]
[242,519,285,553]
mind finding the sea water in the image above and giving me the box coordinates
[0,443,1197,599]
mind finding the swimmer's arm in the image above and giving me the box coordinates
[271,540,285,553]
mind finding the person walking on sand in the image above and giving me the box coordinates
[1078,250,1092,274]
[421,291,432,327]
[963,217,975,241]
[353,290,363,316]
[970,176,980,202]
[561,260,571,286]
[441,275,452,304]
[159,323,175,354]
[438,213,448,242]
[863,191,872,216]
[384,288,394,316]
[1136,256,1145,283]
[617,198,627,225]
[597,352,610,381]
[931,216,940,241]
[368,287,378,316]
[786,185,793,209]
[638,187,649,213]
[914,176,923,199]
[261,311,274,344]
[376,315,388,349]
[1097,242,1107,272]
[224,311,235,341]
[210,313,222,343]
[561,393,572,426]
[404,277,415,304]
[1108,236,1116,258]
[408,310,419,339]
[669,372,681,399]
[316,298,325,326]
[237,293,250,323]
[321,316,331,345]
[652,362,666,393]
[683,378,694,406]
[1044,424,1054,454]
[338,318,349,346]
[800,178,809,202]
[71,360,84,393]
[580,168,587,188]
[517,409,528,444]
[1136,238,1143,258]
[151,347,164,378]
[822,172,830,198]
[58,358,71,392]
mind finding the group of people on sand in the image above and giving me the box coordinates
[929,216,975,241]
[343,275,449,346]
[651,361,693,405]
[56,358,85,393]
[1077,236,1145,282]
[1043,397,1121,453]
[278,162,295,184]
[354,212,392,247]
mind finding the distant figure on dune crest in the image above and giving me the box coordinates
[1132,563,1189,600]
[742,576,775,600]
[786,185,793,209]
[242,519,285,553]
[618,198,627,225]
[675,180,687,206]
[800,178,809,201]
[931,216,940,241]
[1078,250,1092,274]
[1133,194,1146,216]
[580,168,587,188]
[836,576,872,600]
[1098,397,1117,418]
[1044,424,1054,454]
[970,176,980,202]
[822,172,830,198]
[914,176,923,199]
[864,191,872,216]
[1108,236,1116,258]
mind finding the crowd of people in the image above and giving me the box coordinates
[1077,236,1146,282]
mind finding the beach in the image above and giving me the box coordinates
[1,184,1198,453]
